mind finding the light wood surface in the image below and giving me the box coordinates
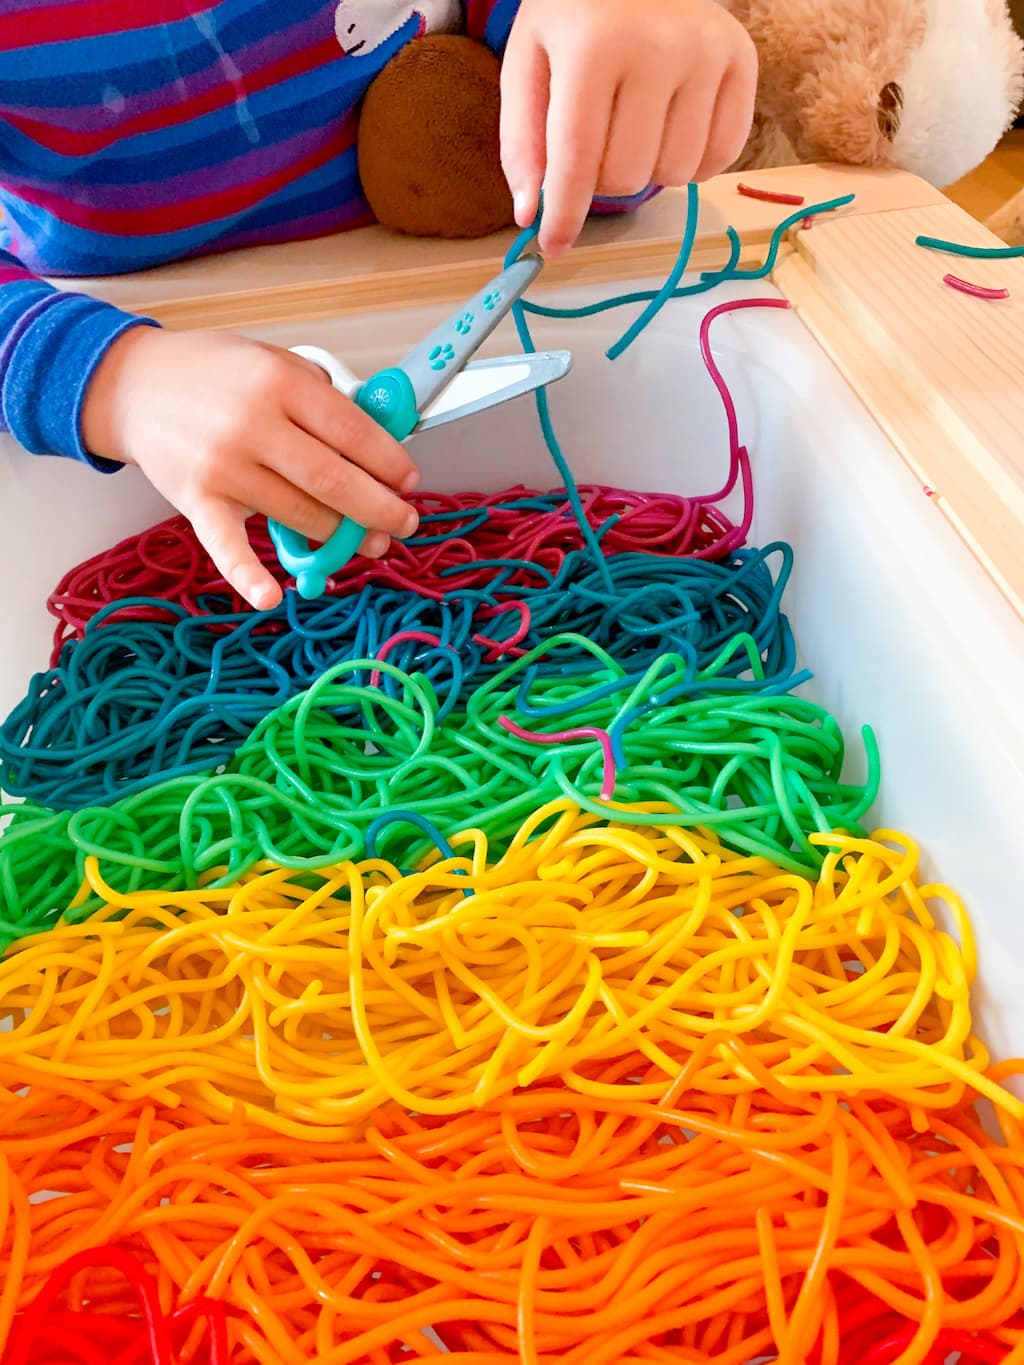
[73,163,1023,620]
[78,164,946,329]
[780,200,1024,618]
[945,129,1024,227]
[944,129,1024,246]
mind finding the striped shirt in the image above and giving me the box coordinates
[0,0,643,468]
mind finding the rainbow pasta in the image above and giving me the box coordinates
[0,803,1006,1139]
[1,544,799,811]
[1,182,1022,1360]
[0,636,880,945]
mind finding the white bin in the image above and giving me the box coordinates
[1,272,1022,1073]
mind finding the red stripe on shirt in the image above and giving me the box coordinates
[466,0,502,40]
[0,0,223,50]
[12,114,357,235]
[0,263,36,285]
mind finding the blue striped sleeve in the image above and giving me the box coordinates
[0,251,157,471]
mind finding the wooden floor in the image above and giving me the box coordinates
[944,129,1024,239]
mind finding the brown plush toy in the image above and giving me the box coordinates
[724,0,1023,190]
[354,1,1024,241]
[358,34,514,239]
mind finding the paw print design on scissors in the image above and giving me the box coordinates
[429,343,456,371]
[334,0,461,58]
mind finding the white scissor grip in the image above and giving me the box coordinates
[289,346,362,399]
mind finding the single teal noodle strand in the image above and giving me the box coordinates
[505,221,615,592]
[703,194,856,281]
[607,181,701,359]
[916,234,1024,260]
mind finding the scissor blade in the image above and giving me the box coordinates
[416,351,572,432]
[397,256,544,416]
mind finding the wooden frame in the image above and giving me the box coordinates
[79,163,1024,621]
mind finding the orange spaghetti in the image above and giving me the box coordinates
[2,1061,1024,1364]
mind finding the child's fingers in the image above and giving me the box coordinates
[243,468,351,546]
[250,475,392,558]
[360,530,391,559]
[651,68,723,188]
[284,365,420,495]
[539,61,616,255]
[190,501,283,612]
[598,76,674,197]
[500,30,549,226]
[263,426,420,541]
[692,46,758,181]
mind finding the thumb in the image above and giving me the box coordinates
[500,31,549,227]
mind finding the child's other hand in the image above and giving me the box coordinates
[501,0,757,255]
[81,328,420,611]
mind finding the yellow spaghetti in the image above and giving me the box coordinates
[0,802,1007,1143]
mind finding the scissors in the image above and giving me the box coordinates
[269,254,571,600]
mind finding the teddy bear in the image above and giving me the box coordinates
[351,0,1024,240]
[357,33,512,238]
[725,0,1024,189]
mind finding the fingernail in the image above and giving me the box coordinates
[513,190,531,226]
[401,469,420,495]
[402,509,419,538]
[251,582,280,612]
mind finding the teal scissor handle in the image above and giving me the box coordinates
[268,350,420,600]
[269,256,543,600]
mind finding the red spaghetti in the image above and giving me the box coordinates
[738,182,806,207]
[943,273,1010,301]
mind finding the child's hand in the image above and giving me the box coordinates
[500,0,757,255]
[81,327,420,611]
